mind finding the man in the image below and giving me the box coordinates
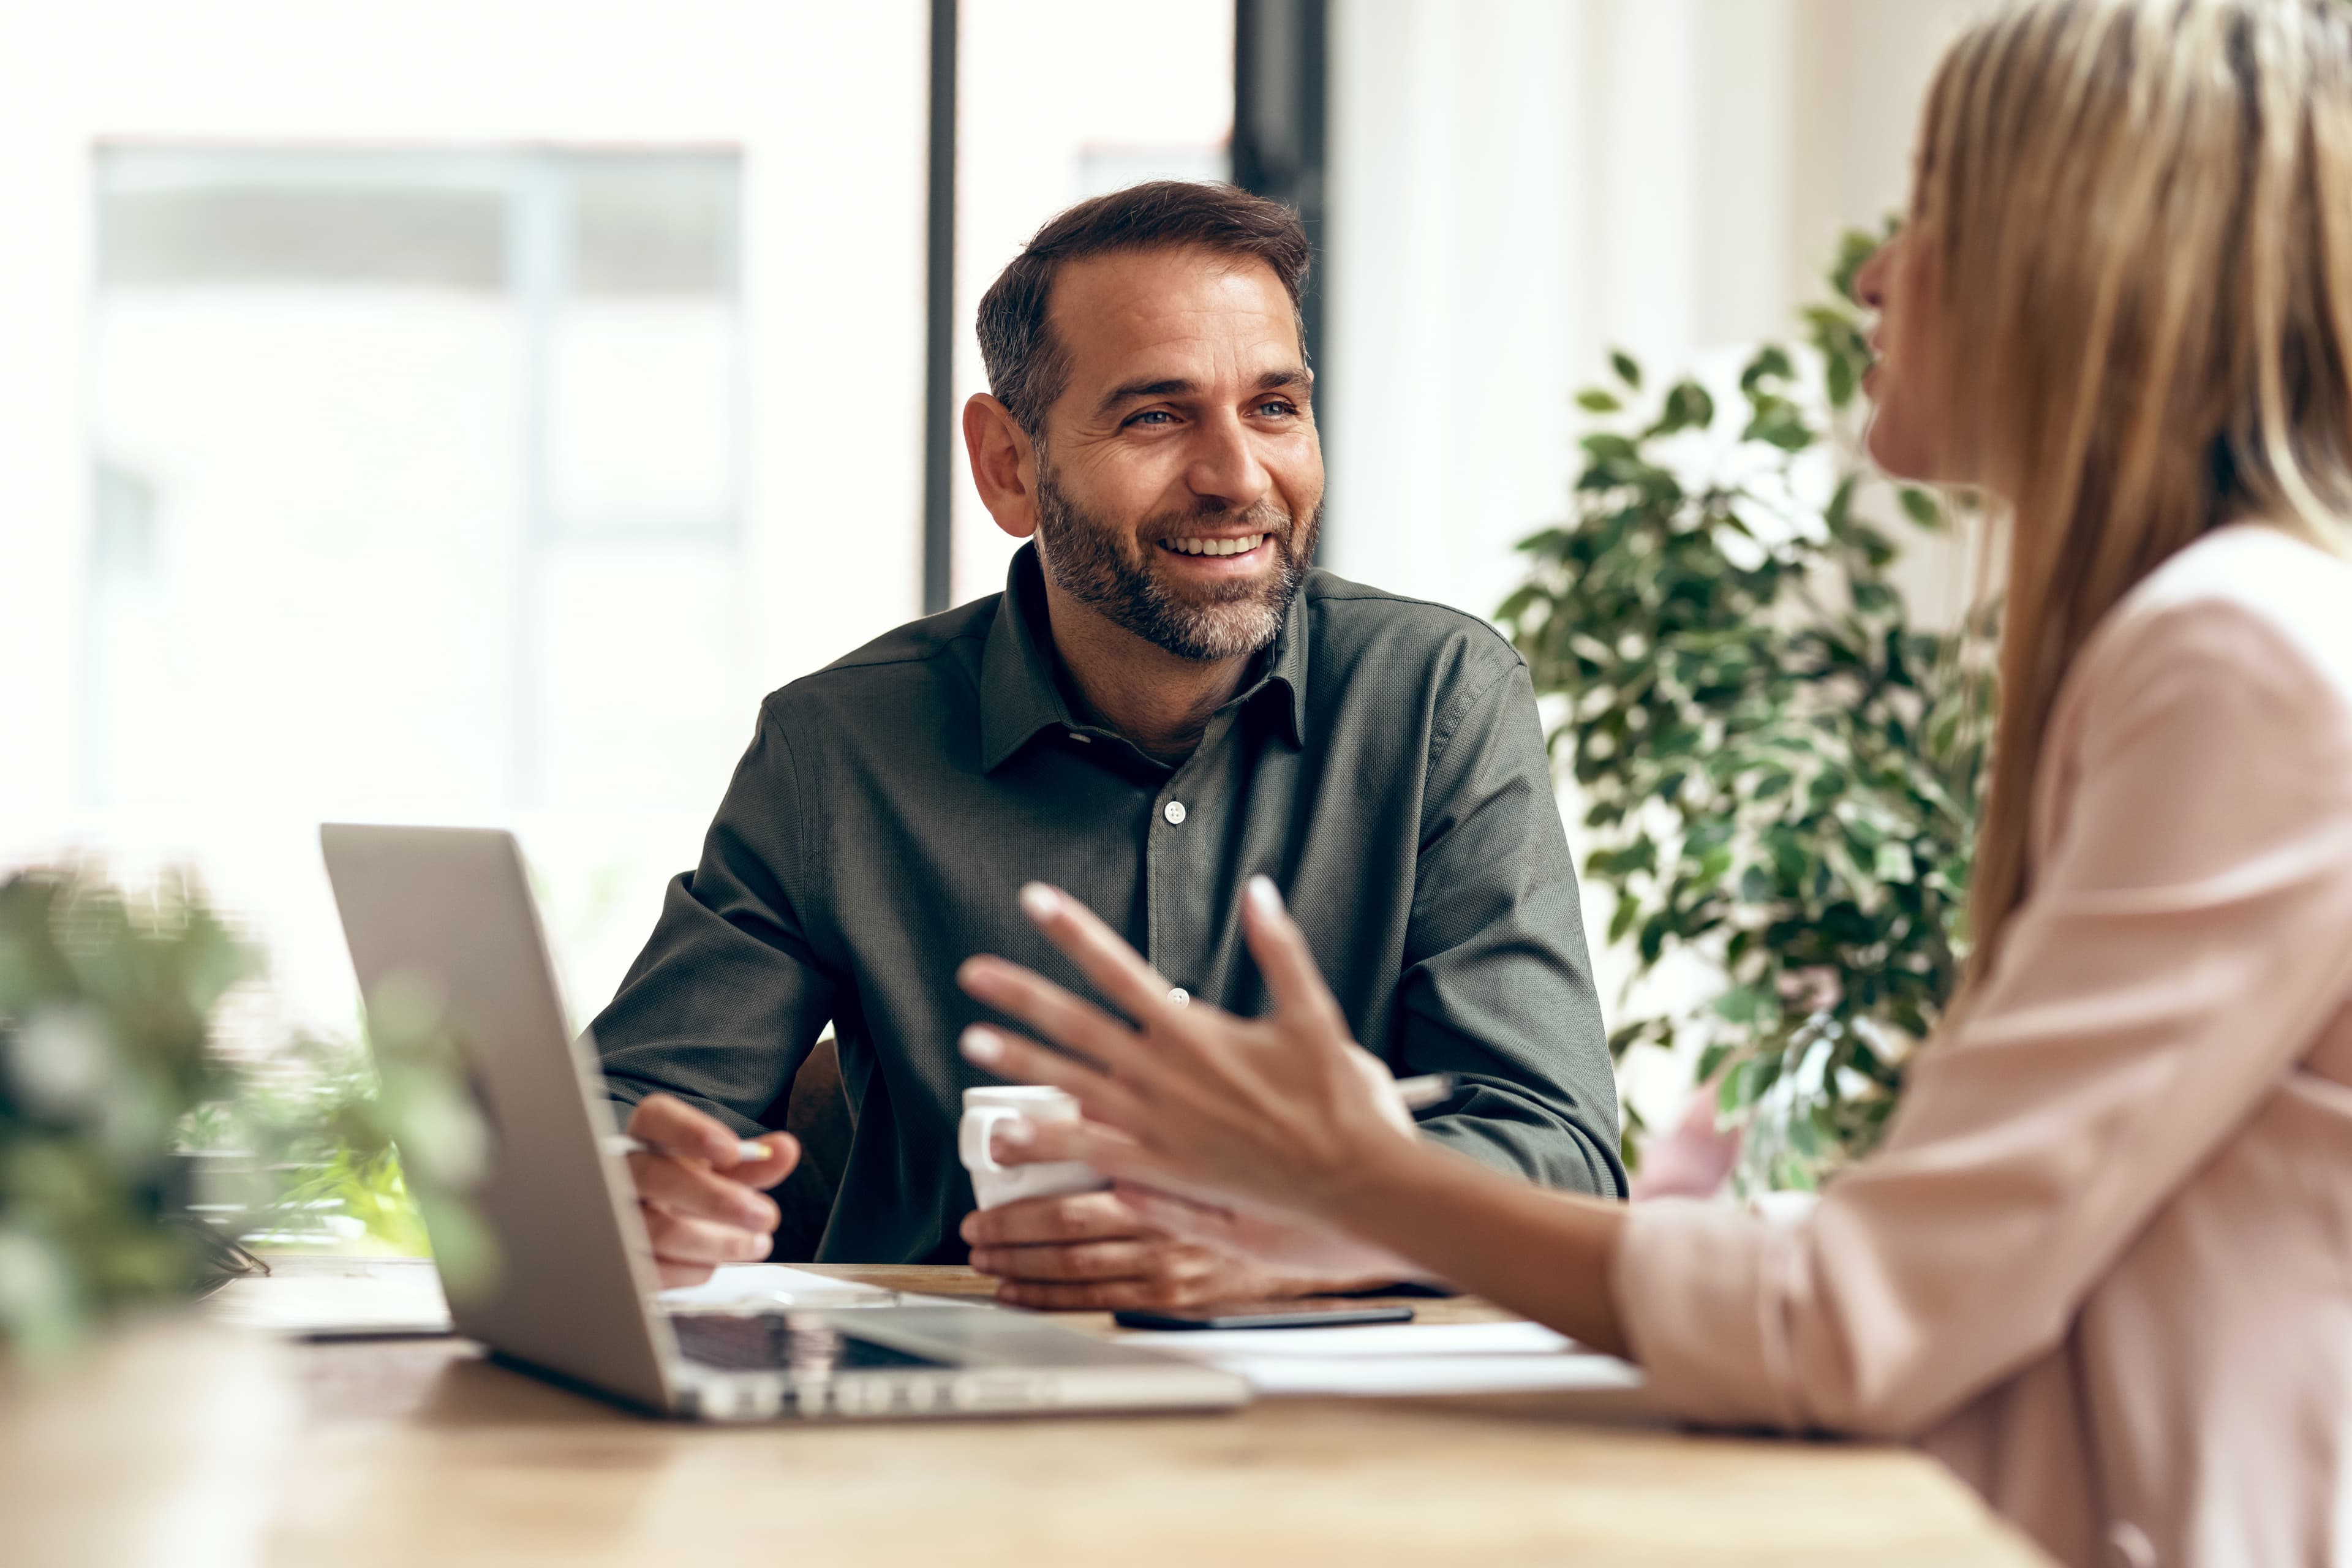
[594,180,1621,1310]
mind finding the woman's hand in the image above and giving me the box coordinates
[959,875,1637,1359]
[954,876,1420,1227]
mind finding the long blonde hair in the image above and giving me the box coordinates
[1916,0,2352,981]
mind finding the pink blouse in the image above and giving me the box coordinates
[1615,526,2352,1568]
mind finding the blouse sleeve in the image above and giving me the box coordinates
[1612,595,2352,1436]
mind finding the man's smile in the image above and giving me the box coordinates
[1156,532,1271,568]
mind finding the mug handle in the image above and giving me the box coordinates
[959,1106,1025,1174]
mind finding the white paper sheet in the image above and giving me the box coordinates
[656,1264,901,1311]
[206,1256,451,1336]
[1117,1319,1646,1398]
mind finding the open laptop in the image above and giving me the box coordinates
[319,823,1249,1423]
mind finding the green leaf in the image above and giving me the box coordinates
[1607,897,1640,944]
[1739,344,1795,391]
[1825,348,1856,409]
[1711,984,1767,1024]
[1577,388,1623,413]
[1650,379,1716,436]
[1898,486,1942,527]
[1852,579,1896,614]
[1610,349,1643,390]
[1742,402,1813,452]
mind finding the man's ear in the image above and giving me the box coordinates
[963,394,1041,541]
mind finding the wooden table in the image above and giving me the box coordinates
[8,1262,2051,1567]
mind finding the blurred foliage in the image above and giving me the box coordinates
[1499,227,1992,1192]
[215,1012,495,1283]
[0,864,489,1359]
[0,871,243,1357]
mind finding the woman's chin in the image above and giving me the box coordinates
[1863,406,1936,484]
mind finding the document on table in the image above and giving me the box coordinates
[206,1256,454,1338]
[657,1264,905,1311]
[212,1259,926,1338]
[1115,1319,1646,1398]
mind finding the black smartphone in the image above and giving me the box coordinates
[1112,1300,1417,1332]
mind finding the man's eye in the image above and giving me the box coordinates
[1126,410,1174,427]
[1256,400,1298,417]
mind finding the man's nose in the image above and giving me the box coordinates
[1185,412,1275,512]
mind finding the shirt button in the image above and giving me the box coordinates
[1163,800,1187,826]
[1167,987,1189,1007]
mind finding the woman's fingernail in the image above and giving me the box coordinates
[1247,874,1283,916]
[961,1025,1004,1065]
[1019,883,1060,921]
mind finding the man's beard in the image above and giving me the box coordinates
[1031,462,1319,663]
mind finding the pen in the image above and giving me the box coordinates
[602,1133,775,1163]
[1392,1072,1454,1112]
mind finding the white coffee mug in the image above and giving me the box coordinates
[958,1085,1107,1210]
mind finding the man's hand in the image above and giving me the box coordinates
[621,1093,799,1289]
[960,1189,1391,1310]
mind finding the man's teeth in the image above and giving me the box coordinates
[1164,533,1268,557]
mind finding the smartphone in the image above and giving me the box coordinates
[1112,1300,1417,1332]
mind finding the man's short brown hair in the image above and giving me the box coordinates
[976,180,1311,439]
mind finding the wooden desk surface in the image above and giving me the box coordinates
[7,1261,2051,1567]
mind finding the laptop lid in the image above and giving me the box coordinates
[320,823,680,1412]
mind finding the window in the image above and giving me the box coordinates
[88,146,745,816]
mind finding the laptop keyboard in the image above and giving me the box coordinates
[671,1313,943,1374]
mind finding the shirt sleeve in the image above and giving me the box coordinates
[1400,656,1627,1198]
[590,699,838,1137]
[1613,597,2352,1436]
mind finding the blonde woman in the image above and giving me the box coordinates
[952,1,2352,1562]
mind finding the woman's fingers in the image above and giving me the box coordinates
[957,953,1156,1082]
[991,1110,1204,1194]
[1240,875,1351,1037]
[960,1025,1150,1133]
[1017,883,1186,1027]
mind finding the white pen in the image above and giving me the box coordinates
[1392,1072,1454,1112]
[601,1133,775,1162]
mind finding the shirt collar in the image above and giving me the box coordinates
[978,544,1309,773]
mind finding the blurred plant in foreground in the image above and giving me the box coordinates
[0,864,490,1359]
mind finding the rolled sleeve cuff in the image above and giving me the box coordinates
[1613,1197,1807,1431]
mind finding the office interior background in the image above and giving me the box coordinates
[0,0,1975,1132]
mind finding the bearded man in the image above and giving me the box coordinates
[592,181,1621,1309]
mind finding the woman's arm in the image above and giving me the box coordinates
[1326,1137,1634,1357]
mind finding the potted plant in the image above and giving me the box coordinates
[1499,232,1992,1193]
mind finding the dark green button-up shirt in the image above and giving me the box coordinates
[593,545,1621,1264]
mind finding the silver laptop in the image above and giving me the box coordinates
[319,823,1249,1423]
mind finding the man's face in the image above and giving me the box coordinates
[1028,246,1323,662]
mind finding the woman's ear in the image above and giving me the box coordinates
[963,394,1040,541]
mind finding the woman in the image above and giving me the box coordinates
[954,2,2352,1562]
